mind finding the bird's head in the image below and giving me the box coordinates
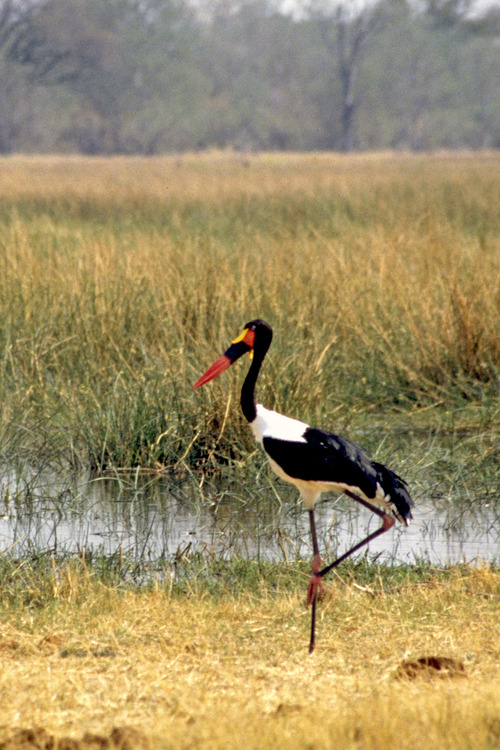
[192,319,272,389]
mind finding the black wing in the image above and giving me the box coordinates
[263,427,380,500]
[263,427,413,524]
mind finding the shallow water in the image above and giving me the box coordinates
[0,467,498,566]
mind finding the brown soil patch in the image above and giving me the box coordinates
[395,655,466,680]
[0,726,149,750]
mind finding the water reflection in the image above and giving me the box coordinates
[0,467,498,566]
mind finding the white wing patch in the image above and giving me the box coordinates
[250,405,309,445]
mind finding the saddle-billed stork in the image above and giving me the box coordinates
[192,319,413,653]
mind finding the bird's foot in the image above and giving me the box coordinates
[307,553,323,606]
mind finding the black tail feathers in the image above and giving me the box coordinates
[373,462,413,526]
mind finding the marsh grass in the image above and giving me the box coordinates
[0,558,498,749]
[0,152,499,475]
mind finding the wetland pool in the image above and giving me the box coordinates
[0,467,498,567]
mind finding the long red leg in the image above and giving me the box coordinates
[307,509,322,654]
[318,492,394,580]
[308,492,395,653]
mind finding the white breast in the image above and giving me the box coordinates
[250,404,309,445]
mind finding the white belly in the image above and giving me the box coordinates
[267,456,361,508]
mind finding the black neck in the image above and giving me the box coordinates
[239,321,273,423]
[240,355,262,423]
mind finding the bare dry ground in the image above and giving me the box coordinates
[0,564,498,749]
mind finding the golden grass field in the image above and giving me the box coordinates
[0,563,499,749]
[0,151,499,469]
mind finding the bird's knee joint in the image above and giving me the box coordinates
[382,514,395,531]
[311,553,322,574]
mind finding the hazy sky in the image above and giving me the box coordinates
[278,0,500,13]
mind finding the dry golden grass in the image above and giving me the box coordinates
[0,564,499,749]
[1,151,499,469]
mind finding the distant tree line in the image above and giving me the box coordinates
[0,0,499,154]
